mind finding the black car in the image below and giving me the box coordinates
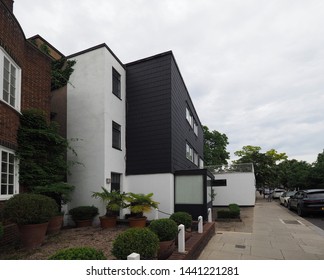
[288,189,324,216]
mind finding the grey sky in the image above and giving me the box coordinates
[13,0,324,163]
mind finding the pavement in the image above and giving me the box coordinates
[198,192,324,260]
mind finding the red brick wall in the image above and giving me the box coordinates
[0,0,52,148]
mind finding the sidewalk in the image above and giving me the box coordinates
[198,192,324,260]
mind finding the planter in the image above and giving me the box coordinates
[47,215,64,235]
[128,217,147,228]
[99,216,117,228]
[158,240,175,260]
[75,219,93,228]
[18,222,49,250]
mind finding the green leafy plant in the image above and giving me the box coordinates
[169,212,193,229]
[51,57,76,91]
[112,227,159,260]
[148,218,178,241]
[2,193,58,225]
[125,192,159,218]
[69,206,99,221]
[48,247,106,260]
[92,187,127,217]
[217,203,240,219]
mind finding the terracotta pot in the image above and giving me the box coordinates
[75,219,93,228]
[47,215,63,235]
[128,217,147,228]
[158,240,175,260]
[18,222,49,250]
[99,216,117,228]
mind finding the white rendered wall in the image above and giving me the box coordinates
[66,46,126,223]
[124,174,174,220]
[212,172,256,206]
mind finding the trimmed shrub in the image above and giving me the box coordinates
[148,218,178,241]
[48,247,106,260]
[2,193,58,225]
[217,204,240,219]
[112,227,159,260]
[69,206,99,221]
[169,212,192,229]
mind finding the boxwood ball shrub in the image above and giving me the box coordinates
[148,218,178,241]
[69,206,99,221]
[112,227,159,260]
[169,211,192,229]
[2,193,58,225]
[48,247,106,260]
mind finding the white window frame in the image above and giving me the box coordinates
[193,150,199,166]
[0,146,19,201]
[0,48,21,111]
[199,157,204,169]
[186,107,193,127]
[186,143,193,162]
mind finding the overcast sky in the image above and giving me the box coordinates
[13,0,324,163]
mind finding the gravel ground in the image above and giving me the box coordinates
[0,224,128,260]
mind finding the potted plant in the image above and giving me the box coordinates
[92,187,127,228]
[69,206,99,227]
[2,193,58,249]
[125,192,159,227]
[148,218,178,259]
[32,182,75,234]
[112,227,159,260]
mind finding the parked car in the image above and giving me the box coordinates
[288,189,324,216]
[272,188,285,199]
[279,190,296,207]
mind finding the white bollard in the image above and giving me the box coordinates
[178,224,185,253]
[154,208,159,220]
[198,216,203,233]
[208,208,212,223]
[127,252,140,260]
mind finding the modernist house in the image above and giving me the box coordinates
[65,46,212,221]
[0,0,52,203]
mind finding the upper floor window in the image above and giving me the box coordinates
[0,147,18,200]
[112,121,121,150]
[0,49,21,110]
[193,121,198,136]
[186,107,193,127]
[186,143,193,162]
[112,67,121,99]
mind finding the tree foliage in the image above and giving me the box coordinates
[51,58,76,91]
[203,126,230,166]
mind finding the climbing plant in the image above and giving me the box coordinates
[16,109,75,211]
[51,58,76,91]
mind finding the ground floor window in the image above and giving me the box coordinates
[0,147,18,200]
[111,172,121,192]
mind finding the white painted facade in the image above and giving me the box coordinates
[212,171,256,206]
[124,174,175,220]
[66,46,126,221]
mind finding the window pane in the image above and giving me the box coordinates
[112,122,121,149]
[1,185,6,195]
[8,185,14,194]
[112,68,121,98]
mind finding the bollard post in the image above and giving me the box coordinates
[127,252,140,260]
[198,216,203,233]
[208,208,212,223]
[178,224,185,253]
[154,208,159,220]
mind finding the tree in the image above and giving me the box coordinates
[278,159,311,190]
[308,150,324,189]
[234,145,287,188]
[203,126,230,166]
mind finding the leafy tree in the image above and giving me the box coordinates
[203,126,230,166]
[234,145,287,188]
[308,150,324,189]
[278,159,311,190]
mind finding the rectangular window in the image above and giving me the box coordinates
[186,143,193,162]
[193,150,199,166]
[112,121,121,150]
[186,107,193,127]
[193,121,198,136]
[1,49,21,110]
[112,67,121,99]
[111,172,121,192]
[213,179,227,187]
[199,158,204,169]
[1,148,17,200]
